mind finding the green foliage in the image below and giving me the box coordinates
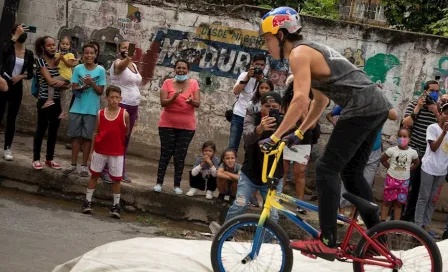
[201,0,340,20]
[381,0,447,32]
[427,8,448,36]
[299,0,340,20]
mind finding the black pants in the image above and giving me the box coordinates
[0,82,23,150]
[402,157,423,221]
[33,99,62,161]
[189,171,217,191]
[157,127,195,187]
[315,111,388,247]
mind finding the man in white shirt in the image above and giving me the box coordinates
[229,54,266,152]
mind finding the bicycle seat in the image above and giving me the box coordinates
[342,192,379,216]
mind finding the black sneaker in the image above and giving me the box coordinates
[442,230,448,240]
[297,207,307,215]
[216,194,225,206]
[82,199,92,214]
[110,204,121,219]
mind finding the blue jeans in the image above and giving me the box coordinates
[225,172,283,223]
[228,114,244,152]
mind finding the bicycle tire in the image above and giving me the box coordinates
[210,214,294,272]
[353,220,442,272]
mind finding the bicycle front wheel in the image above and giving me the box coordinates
[210,214,293,272]
[353,220,442,272]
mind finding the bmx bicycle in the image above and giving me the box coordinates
[210,141,442,271]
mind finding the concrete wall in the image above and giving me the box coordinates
[15,0,448,164]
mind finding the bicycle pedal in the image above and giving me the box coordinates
[301,252,317,259]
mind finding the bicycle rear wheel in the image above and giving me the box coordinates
[210,214,293,272]
[353,220,442,272]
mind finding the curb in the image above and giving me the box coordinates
[0,161,353,240]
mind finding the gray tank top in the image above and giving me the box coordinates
[295,41,392,119]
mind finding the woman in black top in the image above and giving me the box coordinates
[32,36,69,170]
[0,24,34,161]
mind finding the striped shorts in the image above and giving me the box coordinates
[90,152,124,181]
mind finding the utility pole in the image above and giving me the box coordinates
[0,0,20,65]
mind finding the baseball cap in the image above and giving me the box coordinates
[261,91,282,105]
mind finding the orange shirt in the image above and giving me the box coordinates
[158,79,199,130]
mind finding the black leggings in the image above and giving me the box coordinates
[157,127,195,187]
[0,83,23,150]
[189,171,217,191]
[315,111,388,247]
[33,99,61,161]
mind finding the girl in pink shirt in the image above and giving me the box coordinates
[154,60,201,195]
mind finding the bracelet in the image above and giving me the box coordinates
[271,134,281,143]
[239,80,248,84]
[294,129,305,140]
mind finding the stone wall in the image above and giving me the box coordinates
[15,0,448,167]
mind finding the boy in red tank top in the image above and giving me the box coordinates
[82,85,130,219]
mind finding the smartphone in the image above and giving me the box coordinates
[269,108,280,129]
[24,25,37,33]
[128,43,136,57]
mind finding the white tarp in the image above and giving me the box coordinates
[53,237,448,272]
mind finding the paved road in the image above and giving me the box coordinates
[0,188,174,272]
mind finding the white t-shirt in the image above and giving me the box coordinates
[385,146,418,180]
[12,57,24,77]
[110,60,143,106]
[422,123,448,176]
[232,72,258,117]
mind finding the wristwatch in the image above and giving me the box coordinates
[239,80,248,85]
[410,111,417,120]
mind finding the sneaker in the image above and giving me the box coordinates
[186,188,197,197]
[174,187,183,195]
[82,199,92,214]
[122,172,132,183]
[216,194,225,206]
[153,184,162,192]
[427,229,441,239]
[209,221,221,235]
[297,207,307,214]
[3,148,13,161]
[63,164,77,176]
[100,174,113,184]
[110,204,121,219]
[442,230,448,240]
[357,216,365,226]
[32,160,43,170]
[45,160,62,170]
[290,237,337,261]
[206,190,213,200]
[249,195,260,207]
[79,165,89,177]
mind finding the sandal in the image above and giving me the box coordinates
[42,100,55,109]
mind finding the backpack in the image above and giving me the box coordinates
[31,60,39,98]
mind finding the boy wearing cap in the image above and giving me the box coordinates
[414,103,448,237]
[224,92,284,223]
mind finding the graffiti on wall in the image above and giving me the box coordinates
[343,48,366,67]
[135,24,288,93]
[364,53,401,104]
[415,56,448,97]
[57,26,124,70]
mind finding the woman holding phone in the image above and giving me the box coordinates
[0,24,34,161]
[101,41,142,183]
